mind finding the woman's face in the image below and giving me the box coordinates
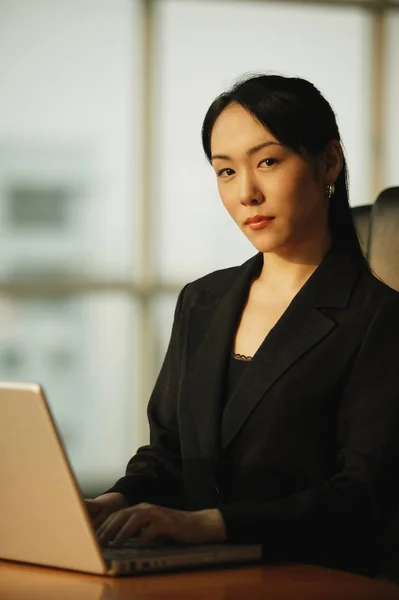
[210,102,334,255]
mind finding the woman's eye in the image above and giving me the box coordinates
[217,168,235,178]
[259,158,277,167]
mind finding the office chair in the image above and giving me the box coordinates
[368,186,399,292]
[352,203,372,257]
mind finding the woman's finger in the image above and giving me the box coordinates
[108,514,142,546]
[97,510,129,544]
[138,518,174,546]
[95,510,115,538]
[92,508,110,530]
[110,508,158,546]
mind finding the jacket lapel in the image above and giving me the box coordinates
[185,247,362,456]
[185,254,263,458]
[221,295,334,450]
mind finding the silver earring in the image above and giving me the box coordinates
[326,182,335,199]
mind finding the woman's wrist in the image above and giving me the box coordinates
[96,492,128,508]
[195,508,227,542]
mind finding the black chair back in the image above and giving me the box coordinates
[368,187,399,292]
[351,204,372,257]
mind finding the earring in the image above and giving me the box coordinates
[326,182,335,199]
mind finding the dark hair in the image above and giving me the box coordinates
[202,73,371,273]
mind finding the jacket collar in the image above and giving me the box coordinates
[184,246,363,457]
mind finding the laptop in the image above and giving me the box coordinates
[0,382,262,576]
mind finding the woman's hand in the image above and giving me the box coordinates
[85,492,128,529]
[96,503,226,547]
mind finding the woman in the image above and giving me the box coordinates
[86,74,399,576]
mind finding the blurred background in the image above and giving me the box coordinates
[0,0,398,496]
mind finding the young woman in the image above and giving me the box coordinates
[86,74,399,577]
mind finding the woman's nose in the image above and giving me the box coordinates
[239,175,264,206]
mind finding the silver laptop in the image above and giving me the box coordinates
[0,382,262,576]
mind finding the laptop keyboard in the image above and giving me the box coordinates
[101,539,170,559]
[102,546,141,559]
[100,539,204,560]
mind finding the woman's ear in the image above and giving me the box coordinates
[320,140,343,183]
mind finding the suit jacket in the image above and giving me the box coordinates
[108,244,399,575]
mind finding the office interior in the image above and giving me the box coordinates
[0,0,398,502]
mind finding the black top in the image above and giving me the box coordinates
[223,354,251,410]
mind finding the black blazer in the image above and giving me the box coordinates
[108,245,399,575]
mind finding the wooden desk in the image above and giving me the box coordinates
[1,561,399,600]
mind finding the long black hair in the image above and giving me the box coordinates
[201,73,371,273]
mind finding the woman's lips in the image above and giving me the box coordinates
[245,216,275,230]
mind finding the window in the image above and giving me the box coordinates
[384,11,399,189]
[0,0,142,494]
